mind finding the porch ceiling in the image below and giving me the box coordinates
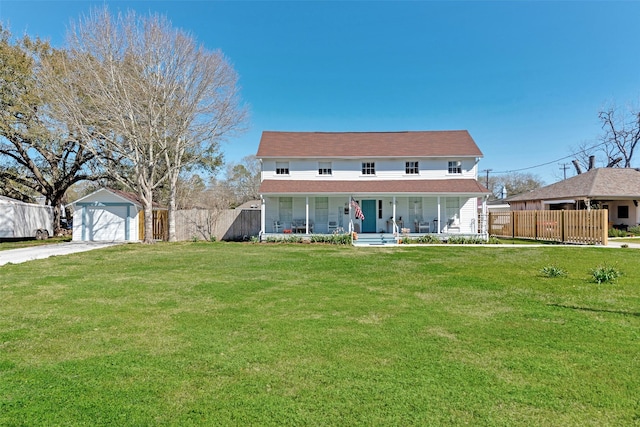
[259,179,490,195]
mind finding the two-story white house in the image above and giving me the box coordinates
[257,130,489,237]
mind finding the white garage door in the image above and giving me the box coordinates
[86,205,128,241]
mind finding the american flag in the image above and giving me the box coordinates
[351,197,365,220]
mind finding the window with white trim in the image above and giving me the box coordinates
[405,161,419,174]
[279,197,292,225]
[448,161,462,174]
[318,161,332,175]
[362,162,375,175]
[276,162,289,175]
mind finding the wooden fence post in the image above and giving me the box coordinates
[511,211,515,239]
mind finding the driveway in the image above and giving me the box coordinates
[0,242,125,266]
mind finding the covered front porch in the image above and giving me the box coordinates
[260,194,487,238]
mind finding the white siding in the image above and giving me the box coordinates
[262,158,479,181]
[86,205,127,241]
[71,189,141,242]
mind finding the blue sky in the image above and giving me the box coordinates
[2,1,639,184]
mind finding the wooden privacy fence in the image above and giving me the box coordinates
[488,210,608,245]
[174,208,260,241]
[139,210,169,241]
[139,209,259,241]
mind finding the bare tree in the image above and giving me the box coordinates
[482,172,545,200]
[46,8,246,242]
[598,106,640,168]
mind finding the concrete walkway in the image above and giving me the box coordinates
[606,238,640,249]
[0,242,125,266]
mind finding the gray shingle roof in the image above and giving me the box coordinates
[507,168,640,201]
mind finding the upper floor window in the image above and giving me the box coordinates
[405,161,419,174]
[318,161,332,175]
[448,161,462,174]
[276,162,289,175]
[362,162,376,175]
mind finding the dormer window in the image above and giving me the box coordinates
[318,161,332,175]
[276,162,289,175]
[405,161,419,174]
[448,161,462,174]
[362,162,376,175]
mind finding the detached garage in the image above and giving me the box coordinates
[70,188,143,242]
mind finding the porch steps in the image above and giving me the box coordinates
[353,233,398,246]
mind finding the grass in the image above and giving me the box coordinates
[1,243,639,426]
[610,236,640,244]
[0,236,71,250]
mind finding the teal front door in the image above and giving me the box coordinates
[361,200,377,232]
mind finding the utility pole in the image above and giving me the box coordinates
[559,163,569,180]
[481,169,492,189]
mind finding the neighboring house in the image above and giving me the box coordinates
[256,130,490,236]
[507,167,640,228]
[70,188,166,242]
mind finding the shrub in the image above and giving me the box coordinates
[310,234,351,245]
[487,236,501,244]
[412,234,441,244]
[447,236,487,245]
[591,264,622,284]
[540,265,567,278]
[608,228,627,238]
[628,225,640,235]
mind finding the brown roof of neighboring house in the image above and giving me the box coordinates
[259,179,489,195]
[507,168,640,202]
[107,188,166,210]
[256,130,484,158]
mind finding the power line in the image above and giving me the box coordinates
[490,141,608,175]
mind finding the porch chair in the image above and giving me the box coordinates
[446,214,460,233]
[328,216,338,233]
[414,218,430,233]
[273,220,283,233]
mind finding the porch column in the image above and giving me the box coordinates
[482,195,488,235]
[348,196,352,232]
[392,196,397,234]
[260,196,265,236]
[305,196,309,234]
[437,196,441,234]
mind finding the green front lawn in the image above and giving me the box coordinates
[1,243,638,426]
[0,235,71,250]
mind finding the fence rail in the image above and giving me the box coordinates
[488,210,608,245]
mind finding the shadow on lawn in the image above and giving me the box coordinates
[548,303,640,317]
